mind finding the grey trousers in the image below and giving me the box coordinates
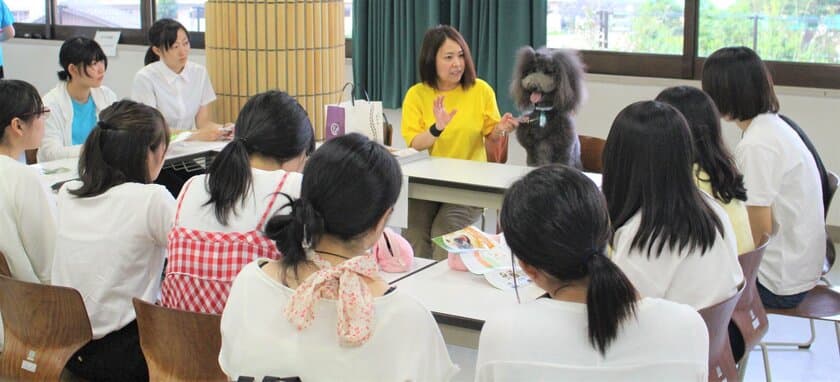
[404,199,483,260]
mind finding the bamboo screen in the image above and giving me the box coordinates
[205,0,345,139]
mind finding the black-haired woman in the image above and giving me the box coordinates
[51,100,175,381]
[656,86,754,254]
[702,46,824,309]
[160,90,313,314]
[603,101,743,310]
[131,18,229,140]
[40,36,117,162]
[219,134,457,381]
[476,165,709,381]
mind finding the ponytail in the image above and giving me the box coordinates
[57,70,70,81]
[204,138,253,225]
[264,197,325,268]
[144,47,160,66]
[585,252,637,355]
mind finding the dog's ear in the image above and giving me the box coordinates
[547,49,587,113]
[510,46,538,110]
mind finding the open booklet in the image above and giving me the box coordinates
[432,226,532,290]
[386,146,429,165]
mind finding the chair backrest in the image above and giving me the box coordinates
[824,171,838,272]
[0,275,92,380]
[24,149,38,165]
[132,298,228,382]
[475,360,706,382]
[731,238,770,360]
[698,283,744,382]
[485,134,509,164]
[578,135,606,173]
[0,250,10,278]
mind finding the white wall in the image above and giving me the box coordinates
[7,38,840,226]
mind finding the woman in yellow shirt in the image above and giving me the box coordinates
[656,86,755,254]
[401,25,517,259]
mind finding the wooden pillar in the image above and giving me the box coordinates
[205,0,345,139]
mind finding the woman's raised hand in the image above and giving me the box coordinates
[433,95,457,131]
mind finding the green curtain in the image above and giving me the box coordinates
[352,0,440,108]
[352,0,546,111]
[449,0,546,115]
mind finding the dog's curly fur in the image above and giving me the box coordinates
[510,46,585,167]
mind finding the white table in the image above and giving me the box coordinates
[33,140,229,190]
[393,260,545,347]
[379,257,437,284]
[402,157,602,209]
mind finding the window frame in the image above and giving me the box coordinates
[11,0,840,89]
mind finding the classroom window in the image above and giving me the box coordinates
[5,0,47,23]
[54,0,142,29]
[698,0,840,64]
[546,0,685,55]
[155,0,206,32]
[344,0,352,39]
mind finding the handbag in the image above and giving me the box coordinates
[325,83,386,144]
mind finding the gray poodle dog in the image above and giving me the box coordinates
[510,46,585,167]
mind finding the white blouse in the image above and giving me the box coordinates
[51,181,175,338]
[219,260,459,382]
[131,61,216,131]
[611,193,744,309]
[476,297,709,382]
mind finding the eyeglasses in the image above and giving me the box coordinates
[18,107,51,120]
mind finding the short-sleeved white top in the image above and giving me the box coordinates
[735,113,825,295]
[131,61,216,131]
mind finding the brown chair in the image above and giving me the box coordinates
[760,286,840,380]
[731,238,771,380]
[822,171,838,279]
[24,149,37,165]
[0,275,92,380]
[578,135,606,173]
[132,298,228,382]
[485,133,509,164]
[698,284,745,382]
[0,250,10,277]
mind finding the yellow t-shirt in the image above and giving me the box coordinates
[694,166,755,255]
[401,79,501,161]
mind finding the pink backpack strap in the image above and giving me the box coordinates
[256,172,291,229]
[173,177,198,226]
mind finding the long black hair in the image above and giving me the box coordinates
[57,36,108,82]
[204,90,315,225]
[501,165,637,355]
[656,86,747,204]
[144,18,189,66]
[701,46,779,121]
[602,101,724,256]
[0,80,44,143]
[264,133,402,268]
[71,100,170,197]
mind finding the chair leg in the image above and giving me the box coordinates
[737,352,750,382]
[759,342,773,382]
[763,319,816,349]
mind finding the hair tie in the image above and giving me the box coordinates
[237,136,248,144]
[291,198,324,250]
[585,247,604,264]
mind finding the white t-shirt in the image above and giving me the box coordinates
[219,260,459,382]
[0,156,57,349]
[475,298,709,382]
[51,181,175,339]
[611,193,743,309]
[131,61,216,131]
[735,113,825,295]
[0,155,55,284]
[176,168,302,232]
